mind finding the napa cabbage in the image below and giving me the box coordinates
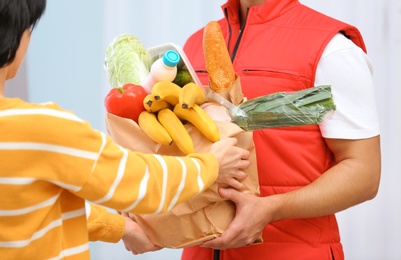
[104,34,150,88]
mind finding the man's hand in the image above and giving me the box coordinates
[202,136,381,249]
[201,188,268,249]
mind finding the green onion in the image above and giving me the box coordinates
[231,85,336,131]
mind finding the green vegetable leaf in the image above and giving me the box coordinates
[104,34,150,88]
[232,85,336,131]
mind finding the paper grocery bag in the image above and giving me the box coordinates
[215,76,244,106]
[106,112,261,248]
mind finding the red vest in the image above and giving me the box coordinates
[183,0,366,259]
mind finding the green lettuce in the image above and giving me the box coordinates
[104,34,150,88]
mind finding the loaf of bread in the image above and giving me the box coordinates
[203,21,236,93]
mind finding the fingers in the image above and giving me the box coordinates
[201,237,225,249]
[218,187,230,199]
[239,147,250,160]
[216,169,247,189]
[226,137,238,146]
[234,148,251,171]
[201,220,258,250]
[218,187,239,201]
[201,222,238,249]
[212,137,252,190]
[202,236,257,250]
[232,168,248,180]
[214,137,237,148]
[239,158,251,170]
[224,177,245,190]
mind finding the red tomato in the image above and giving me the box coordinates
[104,83,147,123]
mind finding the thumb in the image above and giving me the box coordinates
[218,187,240,202]
[221,137,237,147]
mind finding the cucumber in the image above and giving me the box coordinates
[173,69,193,87]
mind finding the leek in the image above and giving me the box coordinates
[231,85,336,131]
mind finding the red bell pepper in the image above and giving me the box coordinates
[104,83,147,123]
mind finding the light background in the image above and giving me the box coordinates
[5,0,401,259]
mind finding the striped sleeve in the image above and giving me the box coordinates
[0,99,219,258]
[0,100,218,214]
[77,136,219,214]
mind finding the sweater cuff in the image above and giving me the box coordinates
[87,204,125,243]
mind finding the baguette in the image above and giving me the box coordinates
[203,21,236,93]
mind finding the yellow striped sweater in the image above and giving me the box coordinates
[0,98,218,259]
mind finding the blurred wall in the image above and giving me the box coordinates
[302,1,401,259]
[5,0,400,259]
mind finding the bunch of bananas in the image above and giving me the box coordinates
[138,81,220,154]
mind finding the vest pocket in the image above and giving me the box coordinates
[240,69,311,99]
[194,70,209,86]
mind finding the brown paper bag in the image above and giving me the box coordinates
[215,76,244,106]
[106,112,261,248]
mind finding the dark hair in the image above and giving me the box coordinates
[0,0,46,68]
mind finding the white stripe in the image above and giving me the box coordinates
[0,177,81,193]
[0,194,60,216]
[91,132,108,172]
[49,243,90,260]
[0,177,35,185]
[0,218,62,248]
[49,180,81,192]
[0,208,85,248]
[85,202,92,220]
[49,132,107,193]
[0,108,84,123]
[121,166,150,212]
[154,154,168,214]
[61,208,86,220]
[167,158,187,211]
[0,142,98,160]
[93,146,127,204]
[191,158,204,191]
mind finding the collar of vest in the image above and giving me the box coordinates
[221,0,367,54]
[222,0,300,25]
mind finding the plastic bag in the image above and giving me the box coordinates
[208,85,336,131]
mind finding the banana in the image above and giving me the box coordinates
[138,111,173,146]
[143,94,172,113]
[179,82,206,109]
[157,108,194,155]
[173,104,220,143]
[151,81,182,106]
